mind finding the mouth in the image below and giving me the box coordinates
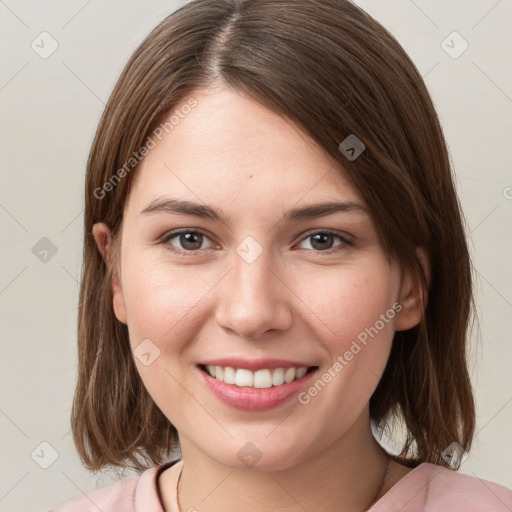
[198,364,318,389]
[197,363,319,411]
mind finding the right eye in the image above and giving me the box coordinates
[160,229,216,254]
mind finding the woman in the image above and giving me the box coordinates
[51,0,512,510]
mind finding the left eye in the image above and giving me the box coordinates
[296,231,351,252]
[160,230,351,254]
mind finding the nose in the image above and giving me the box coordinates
[214,249,293,340]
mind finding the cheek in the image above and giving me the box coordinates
[120,256,209,420]
[121,254,217,350]
[296,262,398,354]
[291,265,398,421]
[257,263,397,450]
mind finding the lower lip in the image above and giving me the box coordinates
[197,366,318,411]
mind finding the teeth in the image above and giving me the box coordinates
[295,367,308,379]
[223,366,236,384]
[204,365,311,388]
[214,366,224,381]
[284,368,295,383]
[254,369,272,389]
[235,368,253,387]
[272,368,285,386]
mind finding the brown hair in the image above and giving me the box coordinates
[72,0,476,473]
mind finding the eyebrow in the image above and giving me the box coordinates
[140,197,368,223]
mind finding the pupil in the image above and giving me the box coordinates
[311,233,333,250]
[181,232,202,250]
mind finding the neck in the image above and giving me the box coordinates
[174,414,390,512]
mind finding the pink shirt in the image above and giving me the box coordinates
[51,459,512,511]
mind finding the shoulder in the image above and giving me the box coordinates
[50,461,177,512]
[372,462,512,511]
[425,463,512,510]
[50,474,140,512]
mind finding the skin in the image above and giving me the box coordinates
[93,86,429,512]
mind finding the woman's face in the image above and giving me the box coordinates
[95,86,422,471]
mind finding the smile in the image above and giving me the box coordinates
[202,364,315,388]
[197,363,319,411]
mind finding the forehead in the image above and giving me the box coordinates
[126,87,365,217]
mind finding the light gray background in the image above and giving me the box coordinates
[1,1,511,510]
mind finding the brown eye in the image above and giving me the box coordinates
[161,230,214,253]
[297,231,352,253]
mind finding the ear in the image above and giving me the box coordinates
[92,222,127,325]
[394,247,431,331]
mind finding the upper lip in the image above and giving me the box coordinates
[198,358,317,372]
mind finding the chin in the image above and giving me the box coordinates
[203,437,313,473]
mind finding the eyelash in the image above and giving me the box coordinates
[159,229,353,255]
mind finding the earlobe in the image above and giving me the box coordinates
[394,247,431,332]
[92,223,127,325]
